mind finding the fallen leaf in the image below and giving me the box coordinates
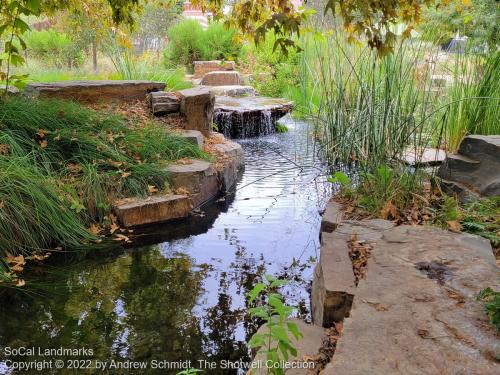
[39,140,48,149]
[36,129,47,138]
[121,172,131,179]
[113,233,131,243]
[89,224,102,235]
[148,185,159,194]
[110,222,120,234]
[381,201,398,220]
[13,279,26,287]
[446,220,462,233]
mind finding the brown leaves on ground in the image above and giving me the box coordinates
[0,143,10,155]
[4,253,26,287]
[147,185,159,195]
[304,322,343,374]
[380,201,399,220]
[176,158,193,165]
[446,220,462,233]
[348,234,373,286]
[174,186,191,196]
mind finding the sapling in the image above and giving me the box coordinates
[247,275,303,375]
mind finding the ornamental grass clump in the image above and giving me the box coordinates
[0,97,208,258]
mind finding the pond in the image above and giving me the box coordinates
[0,116,331,374]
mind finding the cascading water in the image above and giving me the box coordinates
[213,96,293,139]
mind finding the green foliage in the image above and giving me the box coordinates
[163,20,241,69]
[176,369,203,375]
[328,171,354,198]
[460,197,500,250]
[440,51,500,152]
[0,97,208,255]
[275,123,288,133]
[247,275,302,375]
[477,287,500,330]
[420,0,499,48]
[25,29,84,68]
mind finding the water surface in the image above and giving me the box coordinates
[0,117,331,374]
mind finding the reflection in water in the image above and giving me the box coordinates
[0,117,331,374]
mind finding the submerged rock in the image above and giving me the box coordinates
[213,96,293,138]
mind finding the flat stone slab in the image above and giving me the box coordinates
[402,147,447,166]
[167,159,219,207]
[113,194,191,227]
[209,85,256,97]
[178,130,204,148]
[26,80,166,103]
[179,87,215,137]
[320,199,343,233]
[200,71,244,86]
[325,225,500,374]
[250,319,325,375]
[193,60,235,78]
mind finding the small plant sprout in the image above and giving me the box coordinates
[247,275,303,375]
[328,171,353,197]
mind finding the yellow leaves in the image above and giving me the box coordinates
[110,222,120,234]
[381,201,399,220]
[6,254,25,273]
[462,0,471,7]
[0,143,10,155]
[89,223,102,235]
[121,171,131,179]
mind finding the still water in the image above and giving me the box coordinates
[0,117,331,374]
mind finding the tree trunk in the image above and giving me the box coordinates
[92,39,98,73]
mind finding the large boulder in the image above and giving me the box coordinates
[25,80,166,103]
[193,60,235,78]
[200,71,245,86]
[439,135,500,199]
[179,87,215,137]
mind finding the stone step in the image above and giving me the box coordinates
[320,199,343,233]
[166,159,219,207]
[113,194,191,227]
[201,71,245,86]
[439,178,481,202]
[249,319,326,375]
[148,91,180,115]
[193,60,235,78]
[401,147,447,166]
[209,85,256,97]
[26,80,165,103]
[458,135,500,161]
[178,130,204,148]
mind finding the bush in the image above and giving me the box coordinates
[25,29,84,68]
[163,20,241,69]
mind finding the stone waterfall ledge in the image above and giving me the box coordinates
[26,80,166,103]
[214,96,293,138]
[313,200,500,374]
[208,85,256,97]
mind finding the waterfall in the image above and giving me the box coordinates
[213,97,293,139]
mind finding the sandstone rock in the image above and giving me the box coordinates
[113,194,191,227]
[209,85,256,97]
[148,91,180,115]
[167,159,219,207]
[439,135,500,198]
[249,319,325,375]
[312,219,394,327]
[214,140,245,191]
[200,71,244,86]
[179,87,215,137]
[193,60,235,78]
[324,226,500,374]
[320,199,343,233]
[178,130,204,148]
[25,80,166,103]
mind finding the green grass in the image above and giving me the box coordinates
[0,97,208,258]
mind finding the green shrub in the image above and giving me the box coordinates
[25,29,84,68]
[477,287,500,330]
[163,20,241,69]
[163,19,205,68]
